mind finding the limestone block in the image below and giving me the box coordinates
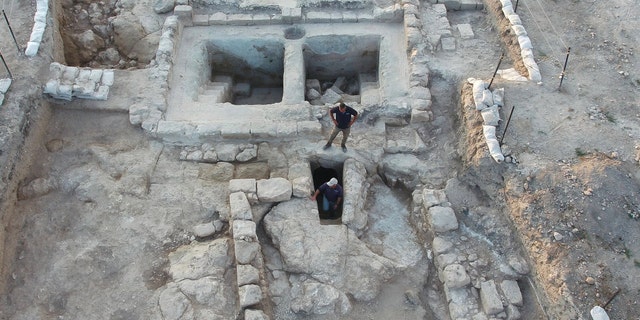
[342,158,369,234]
[442,0,461,10]
[282,7,302,21]
[239,285,263,308]
[410,86,431,101]
[441,37,456,51]
[442,264,471,289]
[276,122,297,138]
[428,206,458,232]
[237,264,260,286]
[245,309,269,320]
[174,5,193,26]
[292,176,313,198]
[437,253,458,270]
[198,162,234,182]
[288,162,311,180]
[196,123,222,137]
[512,25,527,36]
[154,0,175,14]
[229,179,257,194]
[220,123,251,139]
[49,62,65,79]
[237,145,258,162]
[433,3,448,16]
[101,69,115,86]
[257,178,292,202]
[297,121,322,136]
[321,88,342,105]
[227,14,254,25]
[253,13,274,24]
[305,11,331,23]
[77,69,91,81]
[57,84,73,100]
[432,237,454,254]
[193,222,216,237]
[422,188,448,209]
[404,13,420,28]
[507,14,522,25]
[141,110,162,132]
[193,14,209,26]
[500,280,523,306]
[506,304,521,320]
[234,240,260,264]
[373,5,403,22]
[216,144,239,162]
[517,35,532,49]
[342,11,358,22]
[405,26,422,51]
[25,41,39,57]
[480,280,504,315]
[93,85,110,101]
[410,109,432,124]
[250,122,278,139]
[62,66,79,82]
[457,24,474,39]
[89,69,103,82]
[43,80,58,96]
[209,12,227,25]
[448,301,469,319]
[461,0,482,10]
[233,220,257,241]
[230,192,253,221]
[30,21,45,42]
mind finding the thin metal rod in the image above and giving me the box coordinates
[558,47,571,91]
[514,0,520,13]
[2,10,21,54]
[500,105,515,146]
[0,50,12,79]
[488,52,504,90]
[603,288,620,309]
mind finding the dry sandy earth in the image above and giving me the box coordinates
[0,0,639,319]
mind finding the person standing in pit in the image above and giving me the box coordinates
[310,177,343,216]
[323,102,358,152]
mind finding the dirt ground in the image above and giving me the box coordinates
[0,0,639,319]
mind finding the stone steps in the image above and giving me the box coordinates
[199,76,234,103]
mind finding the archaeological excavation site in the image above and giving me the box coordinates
[0,0,639,319]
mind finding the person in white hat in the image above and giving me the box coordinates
[310,177,343,216]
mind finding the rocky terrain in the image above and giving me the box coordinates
[0,0,638,320]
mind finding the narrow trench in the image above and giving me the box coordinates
[311,163,344,220]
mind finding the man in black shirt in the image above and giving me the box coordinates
[323,102,358,152]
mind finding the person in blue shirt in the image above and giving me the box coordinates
[323,102,358,152]
[310,177,343,214]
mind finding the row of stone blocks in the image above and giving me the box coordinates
[403,2,435,124]
[422,188,525,319]
[154,120,323,144]
[227,174,315,320]
[498,0,542,81]
[25,0,48,57]
[428,0,484,11]
[174,4,404,27]
[43,63,114,101]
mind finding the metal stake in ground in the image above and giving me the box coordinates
[2,10,21,54]
[0,49,12,79]
[487,51,504,91]
[514,0,520,13]
[500,105,515,146]
[558,47,571,91]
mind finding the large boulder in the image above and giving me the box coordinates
[341,158,369,235]
[264,199,397,301]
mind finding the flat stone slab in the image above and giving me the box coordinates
[480,280,504,315]
[428,206,459,233]
[239,284,263,308]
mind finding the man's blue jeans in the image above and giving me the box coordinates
[322,196,336,212]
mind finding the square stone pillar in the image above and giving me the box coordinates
[282,41,305,104]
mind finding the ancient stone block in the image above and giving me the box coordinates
[432,237,453,254]
[442,264,471,289]
[480,280,504,315]
[428,206,458,232]
[237,264,260,286]
[422,189,447,209]
[500,280,523,306]
[233,220,257,241]
[245,309,269,320]
[235,240,260,264]
[229,179,257,194]
[239,285,263,308]
[257,178,292,202]
[230,192,253,221]
[193,222,216,237]
[457,24,474,39]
